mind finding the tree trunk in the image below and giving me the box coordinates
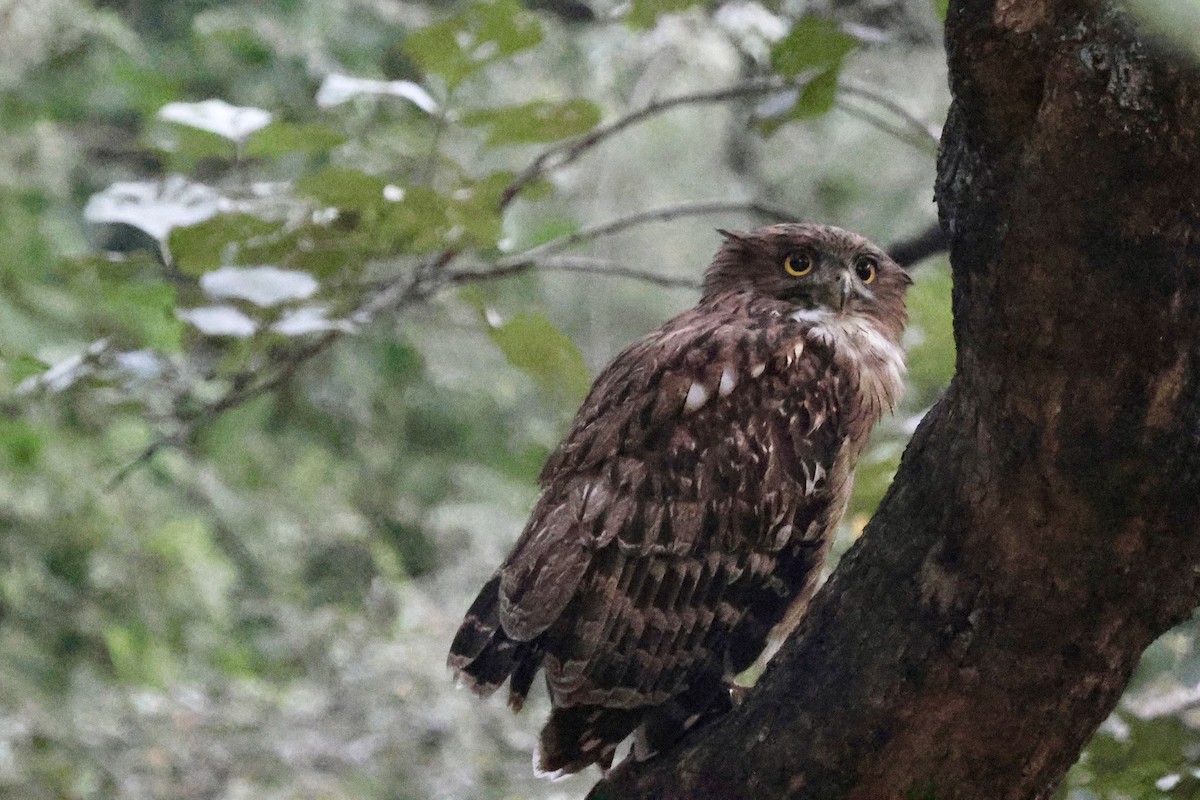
[589,2,1200,798]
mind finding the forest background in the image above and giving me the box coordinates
[0,0,1197,798]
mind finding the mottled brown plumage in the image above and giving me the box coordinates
[448,223,910,776]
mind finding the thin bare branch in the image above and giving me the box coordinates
[505,200,800,264]
[887,222,947,268]
[834,100,939,153]
[501,78,788,209]
[502,76,940,207]
[446,255,700,290]
[105,252,458,490]
[104,429,186,490]
[450,218,946,291]
[105,329,342,491]
[840,78,941,146]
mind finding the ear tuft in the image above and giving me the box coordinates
[717,228,749,245]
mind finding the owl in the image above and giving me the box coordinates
[448,223,910,776]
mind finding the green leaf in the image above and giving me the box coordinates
[98,280,183,351]
[0,418,44,470]
[296,167,387,212]
[168,213,282,276]
[769,17,858,78]
[627,0,704,29]
[202,23,275,69]
[250,224,369,280]
[372,172,512,253]
[108,58,187,116]
[793,65,841,118]
[485,311,590,402]
[2,352,49,384]
[932,0,949,20]
[517,176,555,201]
[406,0,544,89]
[378,184,451,252]
[445,171,513,247]
[462,100,601,146]
[756,65,844,136]
[142,119,236,163]
[243,121,346,158]
[756,17,857,135]
[195,395,274,480]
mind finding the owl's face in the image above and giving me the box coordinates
[701,223,911,330]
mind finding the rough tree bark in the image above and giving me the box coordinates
[589,1,1200,798]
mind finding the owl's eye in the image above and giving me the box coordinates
[783,252,814,277]
[855,257,878,285]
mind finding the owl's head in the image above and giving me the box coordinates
[701,223,911,337]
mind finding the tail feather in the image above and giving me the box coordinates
[507,644,542,711]
[448,573,540,708]
[451,576,733,776]
[535,705,644,777]
[448,574,504,666]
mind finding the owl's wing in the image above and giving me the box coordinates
[495,301,845,705]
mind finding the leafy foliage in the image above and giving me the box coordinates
[758,17,860,134]
[770,17,860,77]
[627,0,708,29]
[463,99,602,145]
[405,0,544,88]
[485,310,592,403]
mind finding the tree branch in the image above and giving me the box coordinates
[886,221,947,268]
[840,77,941,147]
[105,328,342,490]
[502,73,938,208]
[443,219,946,293]
[501,77,791,208]
[504,200,800,263]
[834,99,940,153]
[446,256,700,290]
[105,252,458,489]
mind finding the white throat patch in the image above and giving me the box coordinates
[789,308,906,416]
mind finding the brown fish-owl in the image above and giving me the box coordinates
[448,223,910,776]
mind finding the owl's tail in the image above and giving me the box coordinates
[534,680,734,777]
[535,704,643,778]
[448,573,541,710]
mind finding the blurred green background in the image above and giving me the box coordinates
[0,0,1196,797]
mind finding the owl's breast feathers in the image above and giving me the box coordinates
[448,289,905,775]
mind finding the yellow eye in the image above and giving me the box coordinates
[784,252,814,277]
[855,257,877,285]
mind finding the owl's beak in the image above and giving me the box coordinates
[835,272,854,312]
